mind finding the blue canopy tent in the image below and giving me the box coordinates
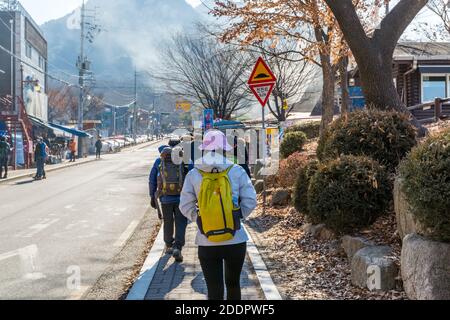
[48,123,92,138]
[213,120,246,130]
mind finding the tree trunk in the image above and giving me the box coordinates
[357,49,426,135]
[320,56,336,136]
[324,0,429,136]
[356,48,403,110]
[339,57,349,117]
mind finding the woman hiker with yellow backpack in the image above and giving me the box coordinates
[179,130,257,300]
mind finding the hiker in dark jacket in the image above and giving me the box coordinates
[149,142,187,263]
[0,136,11,179]
[34,138,48,180]
[95,138,103,159]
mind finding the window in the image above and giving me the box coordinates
[421,75,447,102]
[25,42,32,59]
[39,55,45,70]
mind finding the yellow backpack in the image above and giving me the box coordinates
[197,166,241,243]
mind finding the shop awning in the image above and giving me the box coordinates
[48,123,92,138]
[29,115,54,131]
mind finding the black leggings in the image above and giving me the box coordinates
[198,242,246,300]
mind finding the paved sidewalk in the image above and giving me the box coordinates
[145,223,265,300]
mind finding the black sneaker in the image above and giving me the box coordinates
[165,245,173,255]
[172,248,183,263]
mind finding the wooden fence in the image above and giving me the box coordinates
[407,97,450,124]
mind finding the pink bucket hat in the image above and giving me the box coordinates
[199,130,233,152]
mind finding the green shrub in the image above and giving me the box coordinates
[399,129,450,242]
[293,160,319,214]
[280,132,307,159]
[317,110,416,170]
[286,121,321,139]
[307,155,391,234]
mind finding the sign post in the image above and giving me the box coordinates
[248,57,277,214]
[203,109,214,132]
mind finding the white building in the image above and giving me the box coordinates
[0,0,48,121]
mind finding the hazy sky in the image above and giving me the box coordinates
[19,0,202,25]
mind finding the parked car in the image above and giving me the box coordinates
[112,139,125,148]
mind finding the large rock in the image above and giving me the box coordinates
[401,233,450,300]
[394,178,427,240]
[341,236,374,261]
[301,223,335,240]
[254,180,264,194]
[351,246,398,291]
[270,189,290,206]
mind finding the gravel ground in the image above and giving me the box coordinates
[246,198,407,300]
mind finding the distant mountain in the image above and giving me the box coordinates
[42,0,204,87]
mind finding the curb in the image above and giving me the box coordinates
[0,139,164,184]
[126,226,165,300]
[244,225,283,300]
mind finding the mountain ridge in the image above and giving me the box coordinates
[42,0,205,87]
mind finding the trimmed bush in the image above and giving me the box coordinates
[317,110,416,170]
[285,121,321,139]
[399,129,450,242]
[293,160,319,215]
[280,131,307,159]
[276,152,308,189]
[307,155,391,234]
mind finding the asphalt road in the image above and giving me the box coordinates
[0,142,162,300]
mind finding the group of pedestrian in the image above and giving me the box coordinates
[0,135,101,181]
[149,130,257,300]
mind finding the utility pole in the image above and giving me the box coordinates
[76,0,86,158]
[112,106,116,136]
[133,68,137,144]
[77,0,85,131]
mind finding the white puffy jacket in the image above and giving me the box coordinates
[179,152,257,246]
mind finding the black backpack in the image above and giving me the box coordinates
[156,148,184,197]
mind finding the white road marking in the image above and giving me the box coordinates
[113,220,139,247]
[0,245,44,280]
[16,219,60,238]
[244,226,283,300]
[65,220,89,230]
[126,226,164,300]
[64,204,75,210]
[23,272,46,280]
